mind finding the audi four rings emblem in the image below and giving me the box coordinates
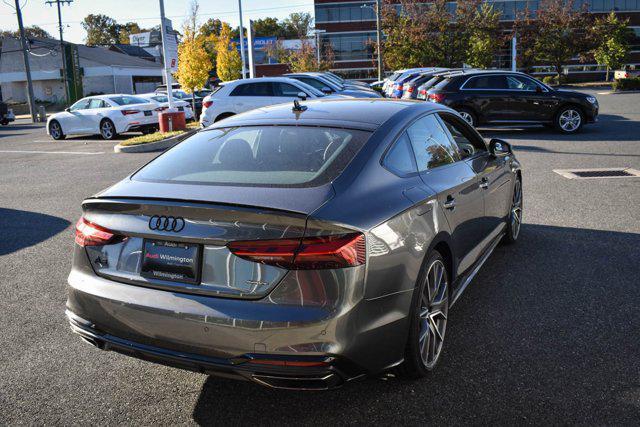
[148,216,185,232]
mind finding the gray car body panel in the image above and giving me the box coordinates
[67,99,521,387]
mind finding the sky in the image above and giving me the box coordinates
[0,0,314,43]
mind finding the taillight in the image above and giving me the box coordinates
[75,217,116,247]
[154,106,168,112]
[121,109,140,115]
[203,100,213,108]
[227,233,366,270]
[419,89,426,95]
[427,93,446,103]
[407,85,414,93]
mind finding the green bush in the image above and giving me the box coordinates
[542,75,559,85]
[612,77,640,91]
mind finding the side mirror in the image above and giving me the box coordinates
[321,86,332,94]
[64,107,70,112]
[297,92,307,101]
[489,138,512,157]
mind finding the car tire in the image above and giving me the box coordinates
[502,177,523,244]
[100,119,117,140]
[457,108,476,127]
[215,112,235,122]
[398,250,450,379]
[1,119,9,126]
[555,106,584,134]
[49,120,65,140]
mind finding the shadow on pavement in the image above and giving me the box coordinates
[513,144,640,158]
[0,208,70,256]
[192,224,640,424]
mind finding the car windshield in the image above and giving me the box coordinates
[149,95,181,103]
[133,126,371,187]
[109,96,150,105]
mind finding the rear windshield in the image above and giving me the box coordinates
[133,126,371,187]
[423,76,442,89]
[433,78,452,90]
[109,96,149,105]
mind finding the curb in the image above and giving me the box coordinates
[114,129,198,153]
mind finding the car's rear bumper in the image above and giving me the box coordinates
[66,309,356,390]
[66,266,410,388]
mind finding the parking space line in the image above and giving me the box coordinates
[0,150,105,155]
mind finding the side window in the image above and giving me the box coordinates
[69,99,89,111]
[87,99,104,109]
[230,83,273,97]
[463,75,508,90]
[438,113,487,159]
[506,75,540,91]
[383,132,417,176]
[298,77,326,91]
[274,82,305,97]
[406,114,459,172]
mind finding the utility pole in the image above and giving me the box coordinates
[375,0,383,81]
[237,0,247,79]
[45,0,72,105]
[14,0,37,122]
[247,20,255,78]
[158,0,174,109]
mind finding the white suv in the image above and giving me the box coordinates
[199,77,347,127]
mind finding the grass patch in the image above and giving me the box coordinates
[121,130,185,146]
[120,122,201,146]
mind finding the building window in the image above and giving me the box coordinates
[323,32,376,61]
[315,2,377,23]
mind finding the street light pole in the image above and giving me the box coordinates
[375,0,383,81]
[237,0,247,79]
[14,0,36,122]
[158,0,174,109]
[314,29,326,69]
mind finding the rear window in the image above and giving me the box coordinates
[133,126,371,187]
[433,78,452,90]
[109,96,149,105]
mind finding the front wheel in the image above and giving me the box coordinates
[503,178,522,244]
[399,251,449,378]
[100,119,117,140]
[49,120,65,140]
[555,106,583,134]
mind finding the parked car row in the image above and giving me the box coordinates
[377,68,599,134]
[199,72,381,128]
[47,93,195,140]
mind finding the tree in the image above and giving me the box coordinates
[532,0,592,82]
[118,22,143,44]
[251,17,284,38]
[513,7,541,73]
[466,3,502,68]
[591,12,632,81]
[82,14,120,45]
[282,12,313,38]
[1,25,52,39]
[176,28,211,104]
[215,23,242,81]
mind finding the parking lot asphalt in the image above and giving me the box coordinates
[1,89,639,425]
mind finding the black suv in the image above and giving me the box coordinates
[425,71,598,133]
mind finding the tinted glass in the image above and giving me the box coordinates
[109,96,149,105]
[296,77,326,91]
[423,76,442,89]
[69,99,90,111]
[274,82,305,97]
[406,115,459,172]
[506,75,540,91]
[383,132,416,176]
[438,113,487,159]
[463,75,508,89]
[230,83,273,96]
[133,126,370,187]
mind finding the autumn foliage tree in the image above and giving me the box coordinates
[591,12,633,81]
[215,23,242,81]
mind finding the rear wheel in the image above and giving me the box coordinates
[100,119,117,140]
[555,106,583,134]
[503,178,522,244]
[457,108,476,127]
[49,120,65,140]
[399,251,449,378]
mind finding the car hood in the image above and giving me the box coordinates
[554,89,591,99]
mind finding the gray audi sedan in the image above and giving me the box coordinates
[67,99,522,390]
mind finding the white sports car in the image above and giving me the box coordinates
[47,94,160,140]
[137,93,195,121]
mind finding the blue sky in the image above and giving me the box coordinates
[0,0,314,43]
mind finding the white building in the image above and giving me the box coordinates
[0,37,164,104]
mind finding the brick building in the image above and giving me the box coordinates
[314,0,640,81]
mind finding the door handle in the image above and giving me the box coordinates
[443,196,456,210]
[480,177,489,189]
